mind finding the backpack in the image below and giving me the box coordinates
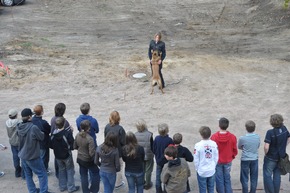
[278,153,290,175]
[50,132,71,160]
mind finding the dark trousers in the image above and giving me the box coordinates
[40,148,50,171]
[79,163,100,193]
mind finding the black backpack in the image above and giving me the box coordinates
[50,132,71,160]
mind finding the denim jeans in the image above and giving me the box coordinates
[215,162,233,193]
[22,157,48,193]
[79,163,100,193]
[263,156,281,193]
[56,154,77,192]
[125,171,144,193]
[155,164,163,193]
[116,158,124,187]
[40,148,50,171]
[240,160,258,193]
[100,170,116,193]
[144,158,154,186]
[11,145,24,178]
[197,173,215,193]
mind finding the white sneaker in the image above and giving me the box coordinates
[0,171,5,177]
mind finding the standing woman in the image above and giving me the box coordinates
[74,120,100,193]
[104,111,126,189]
[122,132,145,193]
[148,32,166,88]
[95,131,120,193]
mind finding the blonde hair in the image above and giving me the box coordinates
[109,111,120,126]
[136,119,147,132]
[158,123,169,136]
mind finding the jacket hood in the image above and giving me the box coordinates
[17,122,32,137]
[99,147,115,158]
[6,119,21,128]
[78,114,92,122]
[168,157,181,168]
[53,129,66,139]
[215,131,231,143]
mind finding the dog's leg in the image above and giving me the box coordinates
[158,79,164,94]
[151,85,154,95]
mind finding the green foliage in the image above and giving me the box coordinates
[284,0,289,9]
[20,42,33,48]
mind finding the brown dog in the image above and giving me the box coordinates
[151,50,164,94]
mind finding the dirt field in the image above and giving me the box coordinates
[1,0,290,192]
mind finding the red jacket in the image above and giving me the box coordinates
[211,131,237,164]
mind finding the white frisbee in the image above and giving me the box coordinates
[132,73,146,79]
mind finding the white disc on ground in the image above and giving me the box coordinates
[132,73,146,79]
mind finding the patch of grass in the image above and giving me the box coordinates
[40,38,51,43]
[57,44,66,48]
[20,42,33,48]
[284,0,289,8]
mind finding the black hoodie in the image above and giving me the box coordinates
[50,128,74,160]
[17,121,44,160]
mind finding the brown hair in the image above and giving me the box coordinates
[199,126,211,139]
[270,114,284,128]
[219,117,229,130]
[80,120,91,137]
[80,103,90,115]
[33,105,43,116]
[109,111,120,126]
[164,146,178,159]
[54,103,66,117]
[173,133,182,145]
[55,117,65,129]
[101,131,119,154]
[155,32,162,39]
[245,120,256,133]
[123,131,138,158]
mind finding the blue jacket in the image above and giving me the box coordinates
[153,135,173,166]
[76,114,99,146]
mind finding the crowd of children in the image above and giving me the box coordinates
[2,102,290,193]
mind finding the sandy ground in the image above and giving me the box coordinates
[1,0,290,192]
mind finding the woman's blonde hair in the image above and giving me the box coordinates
[109,111,120,126]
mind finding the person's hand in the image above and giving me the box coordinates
[158,60,162,65]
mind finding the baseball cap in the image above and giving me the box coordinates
[8,109,18,117]
[21,108,34,117]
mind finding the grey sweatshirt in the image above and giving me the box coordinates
[95,144,120,173]
[17,121,44,160]
[6,119,21,146]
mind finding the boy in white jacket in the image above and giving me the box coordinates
[194,126,219,193]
